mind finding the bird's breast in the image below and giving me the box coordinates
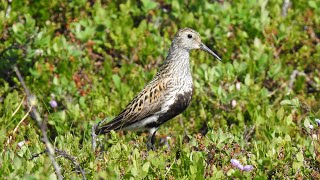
[155,89,193,125]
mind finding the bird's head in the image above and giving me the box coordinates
[173,28,221,61]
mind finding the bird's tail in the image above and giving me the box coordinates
[94,114,128,135]
[92,117,125,151]
[93,117,111,135]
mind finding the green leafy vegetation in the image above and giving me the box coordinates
[1,0,319,179]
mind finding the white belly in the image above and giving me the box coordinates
[121,115,159,131]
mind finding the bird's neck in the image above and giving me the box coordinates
[160,44,191,77]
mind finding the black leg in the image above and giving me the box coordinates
[147,130,157,150]
[151,130,156,146]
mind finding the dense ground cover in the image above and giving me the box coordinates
[1,0,319,179]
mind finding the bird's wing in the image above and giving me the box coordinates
[95,78,169,134]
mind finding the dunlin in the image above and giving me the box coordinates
[95,28,221,150]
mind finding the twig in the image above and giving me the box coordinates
[5,103,32,147]
[5,0,12,18]
[91,124,98,151]
[244,125,256,142]
[0,43,20,58]
[13,103,32,133]
[3,96,28,152]
[287,70,319,95]
[282,0,291,17]
[0,35,35,60]
[11,96,25,117]
[305,26,320,43]
[55,148,87,180]
[29,148,87,180]
[164,158,176,177]
[13,65,63,180]
[29,150,47,160]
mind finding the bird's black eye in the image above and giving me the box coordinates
[187,34,192,39]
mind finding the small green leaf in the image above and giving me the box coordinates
[304,118,310,129]
[17,145,27,157]
[308,1,317,8]
[280,98,300,107]
[13,156,22,169]
[280,99,291,106]
[284,134,291,142]
[244,74,252,86]
[112,74,121,90]
[190,165,197,174]
[293,161,303,170]
[276,107,284,120]
[131,167,138,177]
[141,0,157,12]
[142,162,150,172]
[49,173,57,180]
[226,169,235,176]
[79,96,87,109]
[286,114,293,125]
[12,23,23,33]
[296,152,304,162]
[253,38,262,50]
[53,76,59,85]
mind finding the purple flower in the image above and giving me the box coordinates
[316,119,320,126]
[243,165,254,171]
[49,100,58,108]
[231,159,254,171]
[231,159,241,166]
[237,164,244,170]
[231,159,243,170]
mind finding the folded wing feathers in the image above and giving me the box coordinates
[95,79,168,135]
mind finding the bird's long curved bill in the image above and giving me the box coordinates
[200,43,221,61]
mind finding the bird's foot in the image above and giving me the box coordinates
[160,136,171,151]
[146,135,156,150]
[146,141,156,151]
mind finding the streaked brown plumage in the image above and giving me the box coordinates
[94,28,221,149]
